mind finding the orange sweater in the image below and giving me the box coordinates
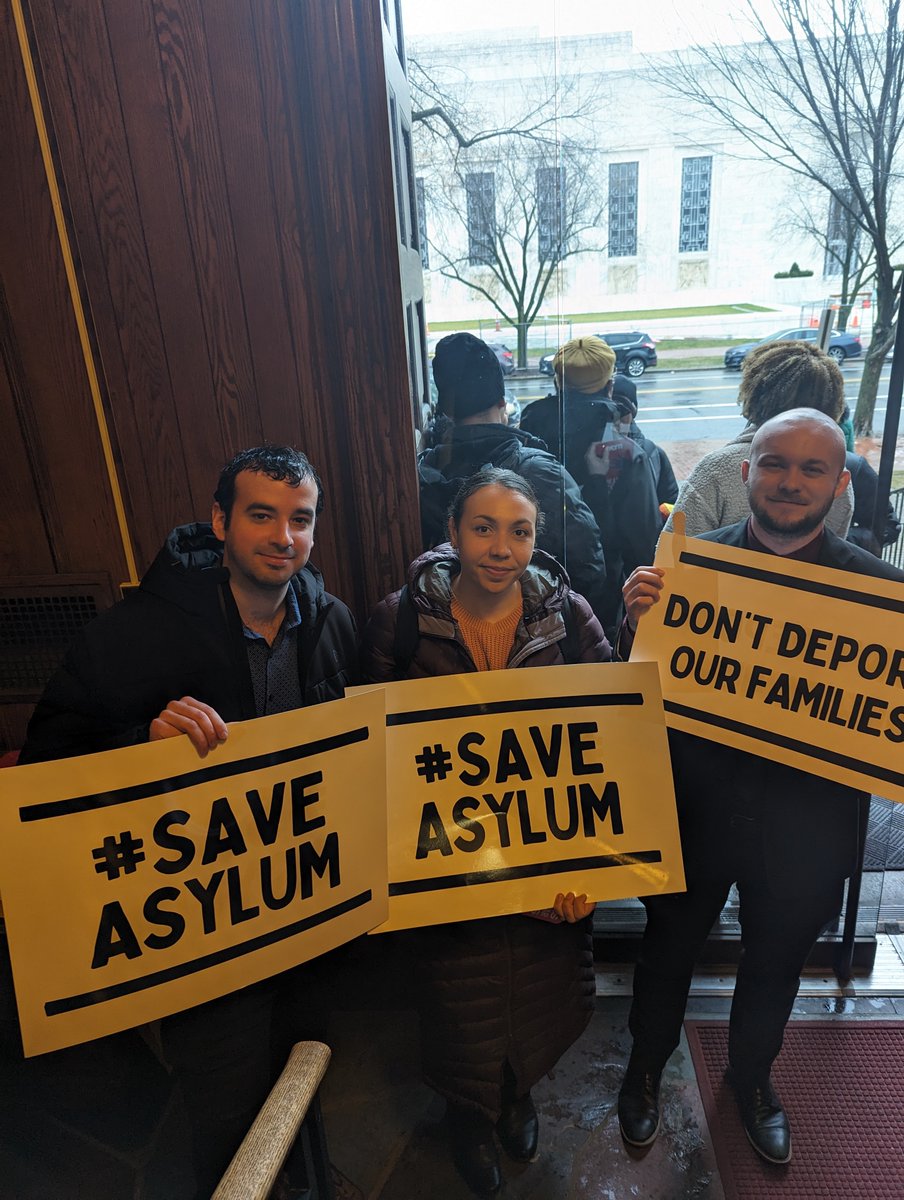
[451,594,522,671]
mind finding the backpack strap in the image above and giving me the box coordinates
[392,584,420,677]
[560,593,582,665]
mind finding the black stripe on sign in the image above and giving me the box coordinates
[664,701,904,789]
[44,889,373,1016]
[20,726,370,823]
[386,693,644,727]
[388,850,663,895]
[678,549,904,615]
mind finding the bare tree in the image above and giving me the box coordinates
[777,182,903,332]
[421,143,604,367]
[409,54,599,160]
[652,0,904,434]
[410,53,606,367]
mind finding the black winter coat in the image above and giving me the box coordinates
[845,451,902,554]
[626,422,679,507]
[417,422,609,623]
[520,390,663,634]
[361,547,606,1119]
[21,523,358,763]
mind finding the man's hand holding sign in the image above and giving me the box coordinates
[617,407,904,1169]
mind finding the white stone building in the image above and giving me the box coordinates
[409,26,890,335]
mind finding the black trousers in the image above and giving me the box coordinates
[160,948,339,1199]
[628,814,845,1085]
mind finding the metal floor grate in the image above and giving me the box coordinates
[865,797,904,871]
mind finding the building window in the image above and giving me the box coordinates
[537,165,566,261]
[416,177,429,269]
[466,172,496,266]
[824,192,860,277]
[388,92,406,245]
[679,156,712,252]
[608,161,638,257]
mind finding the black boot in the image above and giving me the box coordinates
[496,1092,539,1163]
[727,1070,791,1164]
[449,1107,502,1198]
[617,1058,662,1147]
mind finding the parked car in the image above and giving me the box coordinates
[539,331,658,379]
[723,327,862,369]
[487,341,515,375]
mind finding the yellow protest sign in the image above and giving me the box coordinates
[0,691,386,1056]
[632,531,904,802]
[352,663,684,933]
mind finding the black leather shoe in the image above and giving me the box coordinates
[449,1109,502,1197]
[618,1064,662,1147]
[496,1092,539,1163]
[729,1072,792,1164]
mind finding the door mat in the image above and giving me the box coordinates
[685,1019,904,1199]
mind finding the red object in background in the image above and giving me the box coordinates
[0,751,20,768]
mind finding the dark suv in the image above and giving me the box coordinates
[539,331,657,379]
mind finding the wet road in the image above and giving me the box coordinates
[510,361,894,442]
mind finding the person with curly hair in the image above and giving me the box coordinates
[664,339,853,536]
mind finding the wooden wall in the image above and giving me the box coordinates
[2,0,419,618]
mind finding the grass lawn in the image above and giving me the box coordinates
[657,336,749,349]
[428,303,775,332]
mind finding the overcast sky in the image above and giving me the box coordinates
[401,0,772,53]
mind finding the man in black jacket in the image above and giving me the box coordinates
[419,332,609,622]
[19,445,357,1196]
[520,337,662,637]
[618,410,904,1165]
[610,375,679,510]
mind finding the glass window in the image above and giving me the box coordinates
[608,161,638,257]
[679,155,712,252]
[402,123,419,252]
[465,171,496,266]
[388,92,407,245]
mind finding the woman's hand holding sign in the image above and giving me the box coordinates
[554,892,597,923]
[623,566,665,632]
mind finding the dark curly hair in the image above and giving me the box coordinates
[739,340,845,426]
[214,446,323,525]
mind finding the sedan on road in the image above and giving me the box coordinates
[540,331,658,379]
[723,327,862,368]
